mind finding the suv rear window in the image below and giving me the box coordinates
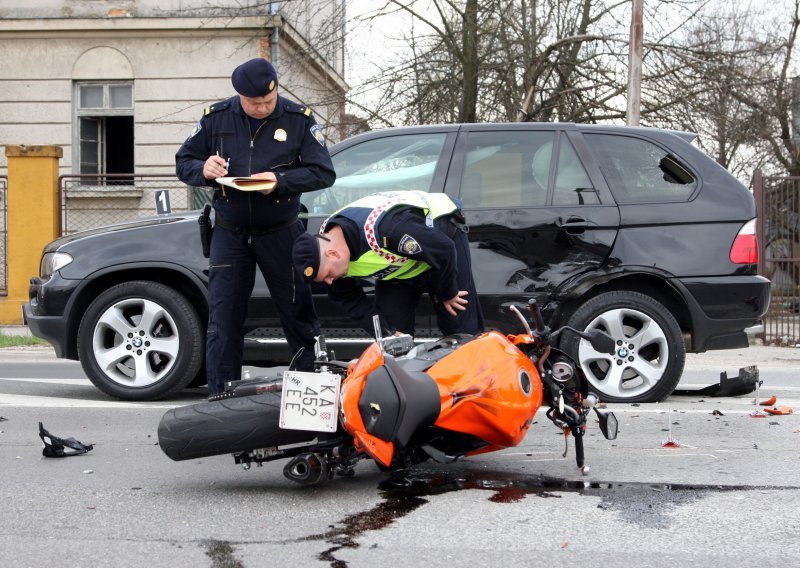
[586,133,697,203]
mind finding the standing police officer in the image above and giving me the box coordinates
[292,190,484,337]
[176,58,335,397]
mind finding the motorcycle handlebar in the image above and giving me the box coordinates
[575,434,584,469]
[527,299,546,334]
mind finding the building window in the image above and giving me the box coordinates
[74,82,134,183]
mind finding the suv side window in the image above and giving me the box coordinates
[460,131,554,208]
[460,131,596,207]
[586,133,697,203]
[552,137,598,205]
[302,133,448,215]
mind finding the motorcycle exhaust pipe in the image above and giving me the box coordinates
[283,453,329,485]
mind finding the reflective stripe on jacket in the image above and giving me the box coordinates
[322,191,460,280]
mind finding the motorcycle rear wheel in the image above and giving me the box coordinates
[158,391,321,461]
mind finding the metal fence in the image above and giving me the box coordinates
[753,170,800,346]
[0,176,7,296]
[59,174,212,235]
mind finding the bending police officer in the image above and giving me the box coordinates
[176,58,335,396]
[292,190,484,337]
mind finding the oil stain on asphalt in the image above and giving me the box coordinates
[308,469,783,567]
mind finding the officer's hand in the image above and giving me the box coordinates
[250,171,278,195]
[441,290,468,317]
[203,155,228,179]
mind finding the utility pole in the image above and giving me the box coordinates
[626,0,643,126]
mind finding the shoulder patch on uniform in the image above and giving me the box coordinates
[398,234,422,255]
[310,124,326,147]
[189,121,202,139]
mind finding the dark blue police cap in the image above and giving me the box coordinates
[292,232,322,283]
[231,58,278,97]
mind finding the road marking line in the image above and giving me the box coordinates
[0,393,188,409]
[1,378,94,386]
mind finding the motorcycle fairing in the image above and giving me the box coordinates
[342,342,442,467]
[340,343,397,466]
[427,331,543,448]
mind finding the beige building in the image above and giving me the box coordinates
[0,0,348,297]
[0,0,349,178]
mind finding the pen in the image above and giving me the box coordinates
[216,150,229,173]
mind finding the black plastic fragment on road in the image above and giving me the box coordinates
[38,421,94,457]
[673,365,760,397]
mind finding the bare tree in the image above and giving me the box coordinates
[639,1,800,178]
[346,0,800,180]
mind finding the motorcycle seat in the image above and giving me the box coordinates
[358,355,441,448]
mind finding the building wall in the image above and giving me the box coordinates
[0,1,348,176]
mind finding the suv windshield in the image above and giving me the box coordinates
[302,133,448,216]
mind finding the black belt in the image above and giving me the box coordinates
[214,216,297,236]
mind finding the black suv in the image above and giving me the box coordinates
[24,123,770,403]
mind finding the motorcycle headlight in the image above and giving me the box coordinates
[40,252,73,279]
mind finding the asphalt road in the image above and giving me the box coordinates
[1,344,799,567]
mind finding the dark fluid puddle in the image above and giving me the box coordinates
[313,469,771,567]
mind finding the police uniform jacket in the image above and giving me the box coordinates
[175,95,336,229]
[325,193,463,331]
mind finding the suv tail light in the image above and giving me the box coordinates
[729,219,758,264]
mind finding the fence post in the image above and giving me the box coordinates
[0,145,62,324]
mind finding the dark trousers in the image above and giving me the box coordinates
[205,220,319,394]
[375,223,484,337]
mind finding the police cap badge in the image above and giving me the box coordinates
[293,232,322,282]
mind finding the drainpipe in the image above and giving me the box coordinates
[269,1,280,67]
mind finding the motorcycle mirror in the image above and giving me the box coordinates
[594,408,618,441]
[583,329,616,355]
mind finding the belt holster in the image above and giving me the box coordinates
[199,204,213,258]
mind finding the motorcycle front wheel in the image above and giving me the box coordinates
[158,391,322,461]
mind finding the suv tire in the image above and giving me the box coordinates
[77,281,204,400]
[562,291,685,403]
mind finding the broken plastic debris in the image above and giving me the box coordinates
[763,406,793,416]
[673,365,760,397]
[759,395,777,406]
[749,379,768,417]
[39,422,94,457]
[712,409,725,416]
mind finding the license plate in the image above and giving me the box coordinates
[279,371,341,433]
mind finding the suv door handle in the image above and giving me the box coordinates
[558,215,589,233]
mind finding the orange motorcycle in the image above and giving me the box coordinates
[158,300,618,482]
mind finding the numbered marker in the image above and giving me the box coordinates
[155,190,171,215]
